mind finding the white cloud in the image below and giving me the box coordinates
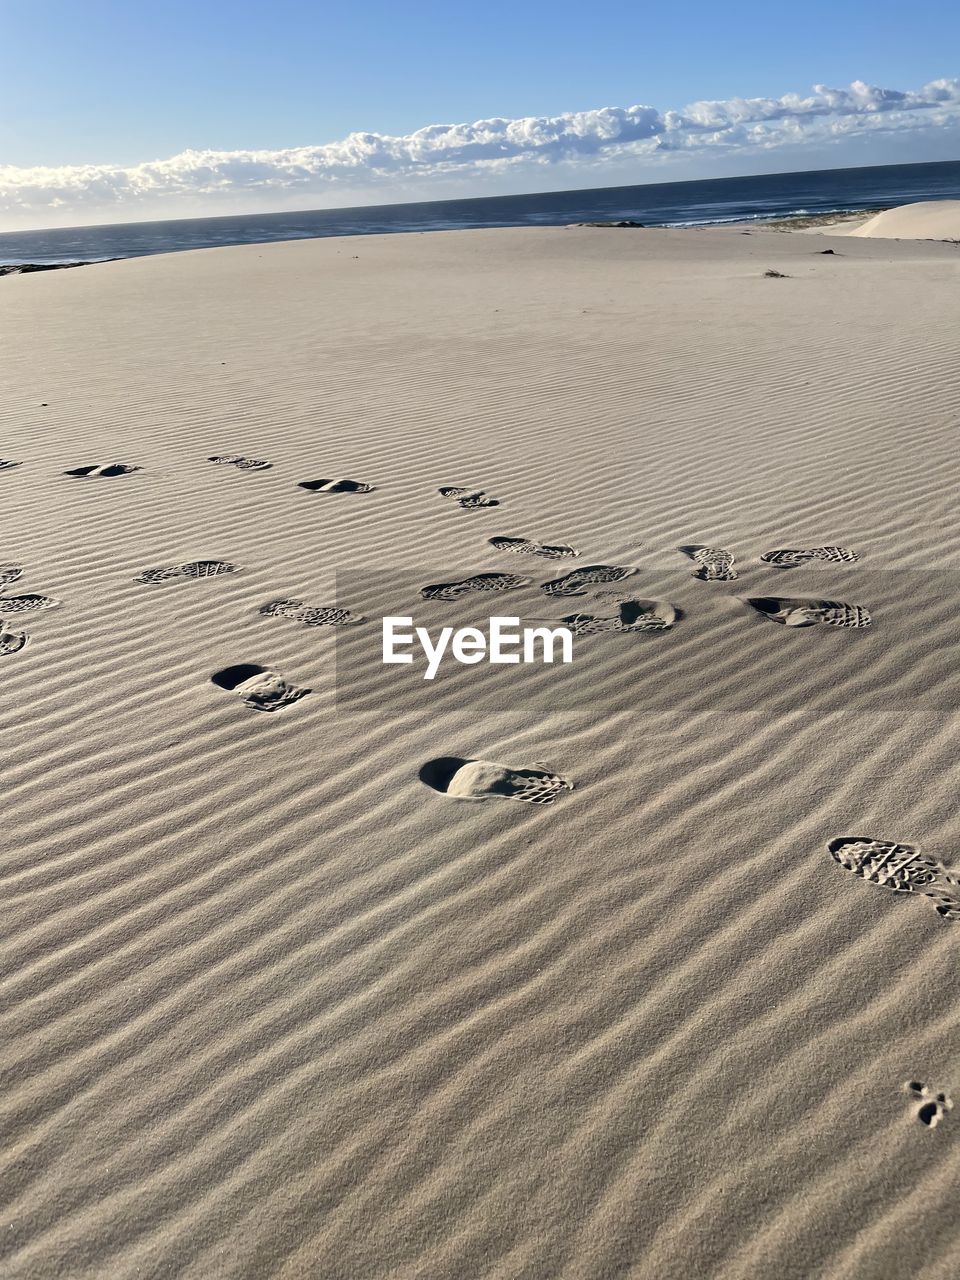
[2,78,959,228]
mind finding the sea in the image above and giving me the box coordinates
[2,160,959,267]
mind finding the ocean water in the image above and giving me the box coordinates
[2,160,960,267]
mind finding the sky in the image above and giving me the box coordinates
[1,0,958,229]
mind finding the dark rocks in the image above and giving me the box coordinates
[0,262,90,277]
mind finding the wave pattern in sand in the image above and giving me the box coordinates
[1,227,959,1279]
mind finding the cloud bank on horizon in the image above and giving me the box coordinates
[3,78,959,228]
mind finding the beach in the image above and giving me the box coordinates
[2,220,959,1278]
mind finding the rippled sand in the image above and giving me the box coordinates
[2,225,959,1279]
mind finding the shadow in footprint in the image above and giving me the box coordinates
[419,757,470,792]
[904,1081,954,1128]
[419,756,573,804]
[439,486,499,509]
[0,624,27,655]
[64,464,141,477]
[0,593,59,613]
[211,663,310,712]
[746,597,870,627]
[0,565,60,612]
[298,478,373,493]
[562,599,677,635]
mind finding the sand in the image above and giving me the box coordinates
[2,224,959,1279]
[847,200,960,240]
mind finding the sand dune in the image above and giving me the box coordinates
[2,225,959,1278]
[847,199,960,239]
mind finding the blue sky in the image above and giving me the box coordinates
[1,0,958,228]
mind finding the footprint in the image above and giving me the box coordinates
[259,599,364,626]
[489,536,580,559]
[903,1082,954,1128]
[0,623,27,655]
[679,544,738,581]
[828,838,960,919]
[0,593,59,613]
[439,486,500,509]
[208,455,272,470]
[420,572,531,601]
[419,756,573,804]
[210,663,310,712]
[0,565,60,613]
[746,597,870,627]
[0,459,22,471]
[540,565,636,598]
[760,546,859,568]
[561,599,676,635]
[298,478,373,493]
[134,560,238,584]
[64,464,141,477]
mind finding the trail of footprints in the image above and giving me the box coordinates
[0,454,877,681]
[677,541,868,627]
[3,451,954,1119]
[0,564,61,659]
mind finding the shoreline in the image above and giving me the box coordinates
[0,213,905,274]
[6,190,960,273]
[0,212,885,273]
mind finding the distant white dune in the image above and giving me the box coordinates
[848,199,960,239]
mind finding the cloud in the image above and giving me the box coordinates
[2,78,959,227]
